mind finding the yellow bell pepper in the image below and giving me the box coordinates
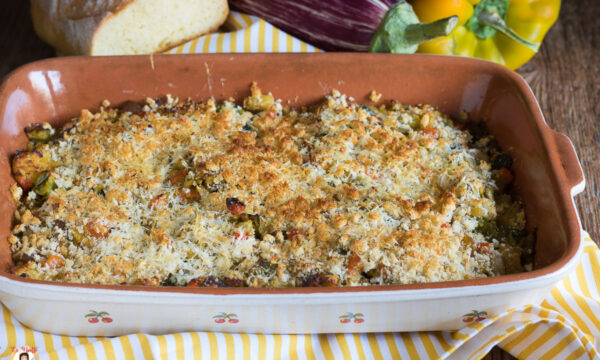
[408,0,560,69]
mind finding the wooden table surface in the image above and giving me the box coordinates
[1,1,598,359]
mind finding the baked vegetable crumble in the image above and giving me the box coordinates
[8,84,533,287]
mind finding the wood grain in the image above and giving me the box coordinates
[1,1,598,359]
[489,2,599,358]
[520,0,600,245]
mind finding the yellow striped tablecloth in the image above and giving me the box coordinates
[165,11,321,54]
[3,11,599,360]
[1,234,599,359]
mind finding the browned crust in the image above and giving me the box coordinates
[31,0,107,55]
[53,0,133,20]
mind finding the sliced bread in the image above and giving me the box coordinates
[31,0,229,55]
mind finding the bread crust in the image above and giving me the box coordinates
[30,0,228,55]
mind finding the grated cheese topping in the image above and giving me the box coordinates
[9,84,531,287]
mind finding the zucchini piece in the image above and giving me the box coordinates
[25,123,55,143]
[243,82,274,112]
[248,214,261,238]
[33,172,56,196]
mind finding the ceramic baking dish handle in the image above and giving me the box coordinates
[552,130,585,195]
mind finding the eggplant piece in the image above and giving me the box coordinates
[118,100,144,115]
[301,273,340,287]
[161,273,180,286]
[247,214,261,238]
[186,276,245,288]
[230,0,456,53]
[491,153,513,170]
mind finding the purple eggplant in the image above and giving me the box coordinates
[230,0,457,53]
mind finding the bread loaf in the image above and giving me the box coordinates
[31,0,229,55]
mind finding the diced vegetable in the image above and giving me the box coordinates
[237,213,261,238]
[45,255,64,269]
[475,242,492,255]
[118,100,144,115]
[363,267,381,279]
[420,126,439,138]
[187,276,245,287]
[25,123,55,143]
[202,175,224,193]
[285,228,300,241]
[221,277,246,287]
[177,187,201,203]
[71,229,85,246]
[256,259,278,276]
[149,194,168,209]
[360,105,376,116]
[226,197,246,215]
[236,220,254,236]
[169,168,189,185]
[161,273,180,286]
[248,214,261,238]
[301,273,340,287]
[12,150,53,190]
[233,231,248,241]
[496,167,514,184]
[347,253,362,274]
[470,204,487,217]
[33,172,56,197]
[243,82,274,112]
[491,153,513,170]
[86,221,110,238]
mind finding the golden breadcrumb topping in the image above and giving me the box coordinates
[9,84,532,287]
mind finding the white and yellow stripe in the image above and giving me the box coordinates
[1,234,598,359]
[165,11,321,55]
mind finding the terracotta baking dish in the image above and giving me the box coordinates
[0,54,585,336]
